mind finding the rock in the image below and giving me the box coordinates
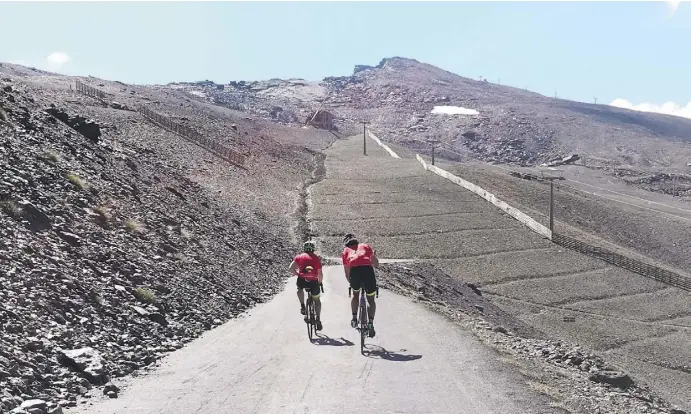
[103,382,120,398]
[465,283,482,296]
[3,85,13,92]
[131,305,149,316]
[106,391,118,399]
[149,313,168,326]
[47,407,63,414]
[27,409,45,414]
[58,347,109,385]
[23,337,44,352]
[492,326,508,334]
[56,231,81,247]
[18,201,52,231]
[19,400,47,411]
[45,107,102,143]
[588,371,634,389]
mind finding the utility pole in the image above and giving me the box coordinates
[549,180,555,231]
[594,97,598,105]
[541,170,563,232]
[362,121,369,155]
[428,138,441,166]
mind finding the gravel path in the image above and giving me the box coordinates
[67,267,563,414]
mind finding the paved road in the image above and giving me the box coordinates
[72,267,562,414]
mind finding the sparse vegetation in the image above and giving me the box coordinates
[94,206,109,220]
[0,200,22,219]
[134,287,156,303]
[45,150,61,163]
[67,173,87,190]
[0,107,7,123]
[125,219,145,234]
[180,227,193,239]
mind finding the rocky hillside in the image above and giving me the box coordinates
[173,57,691,174]
[0,65,333,413]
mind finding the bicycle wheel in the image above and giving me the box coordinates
[306,298,314,341]
[359,299,367,353]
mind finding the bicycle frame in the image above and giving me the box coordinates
[349,285,379,353]
[304,283,324,342]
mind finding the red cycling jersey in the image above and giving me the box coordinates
[293,252,322,280]
[342,243,374,268]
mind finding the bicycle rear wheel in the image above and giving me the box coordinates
[359,300,367,354]
[306,298,314,341]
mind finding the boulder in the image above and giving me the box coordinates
[588,370,634,389]
[58,347,109,385]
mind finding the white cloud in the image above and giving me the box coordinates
[609,98,691,119]
[431,106,480,116]
[666,0,687,15]
[46,52,71,70]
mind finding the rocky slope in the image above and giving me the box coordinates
[0,65,333,413]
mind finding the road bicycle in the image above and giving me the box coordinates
[304,283,324,342]
[349,285,379,354]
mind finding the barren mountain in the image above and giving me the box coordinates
[175,57,691,192]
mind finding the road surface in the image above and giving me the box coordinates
[72,266,562,414]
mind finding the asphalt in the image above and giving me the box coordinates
[71,266,563,414]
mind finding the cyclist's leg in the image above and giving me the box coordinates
[296,277,306,314]
[349,269,363,326]
[363,267,377,337]
[309,281,323,330]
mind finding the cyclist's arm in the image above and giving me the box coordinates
[288,260,300,277]
[343,264,351,280]
[317,268,323,284]
[371,251,380,268]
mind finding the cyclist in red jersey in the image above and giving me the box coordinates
[341,233,379,337]
[288,241,324,330]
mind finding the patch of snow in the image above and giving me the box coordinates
[188,90,206,98]
[431,106,479,116]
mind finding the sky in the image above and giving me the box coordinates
[0,1,690,118]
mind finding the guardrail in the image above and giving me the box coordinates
[138,105,246,168]
[416,153,553,239]
[367,130,400,158]
[75,80,106,99]
[552,233,691,292]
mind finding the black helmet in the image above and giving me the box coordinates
[343,233,358,247]
[303,240,315,252]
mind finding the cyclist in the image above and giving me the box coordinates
[341,233,379,337]
[288,240,324,331]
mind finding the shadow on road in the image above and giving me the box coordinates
[312,334,354,347]
[364,345,422,362]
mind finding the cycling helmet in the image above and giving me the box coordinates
[342,233,358,247]
[303,240,315,252]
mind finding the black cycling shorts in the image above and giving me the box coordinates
[296,277,321,297]
[349,265,377,295]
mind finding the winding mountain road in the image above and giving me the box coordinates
[72,267,562,414]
